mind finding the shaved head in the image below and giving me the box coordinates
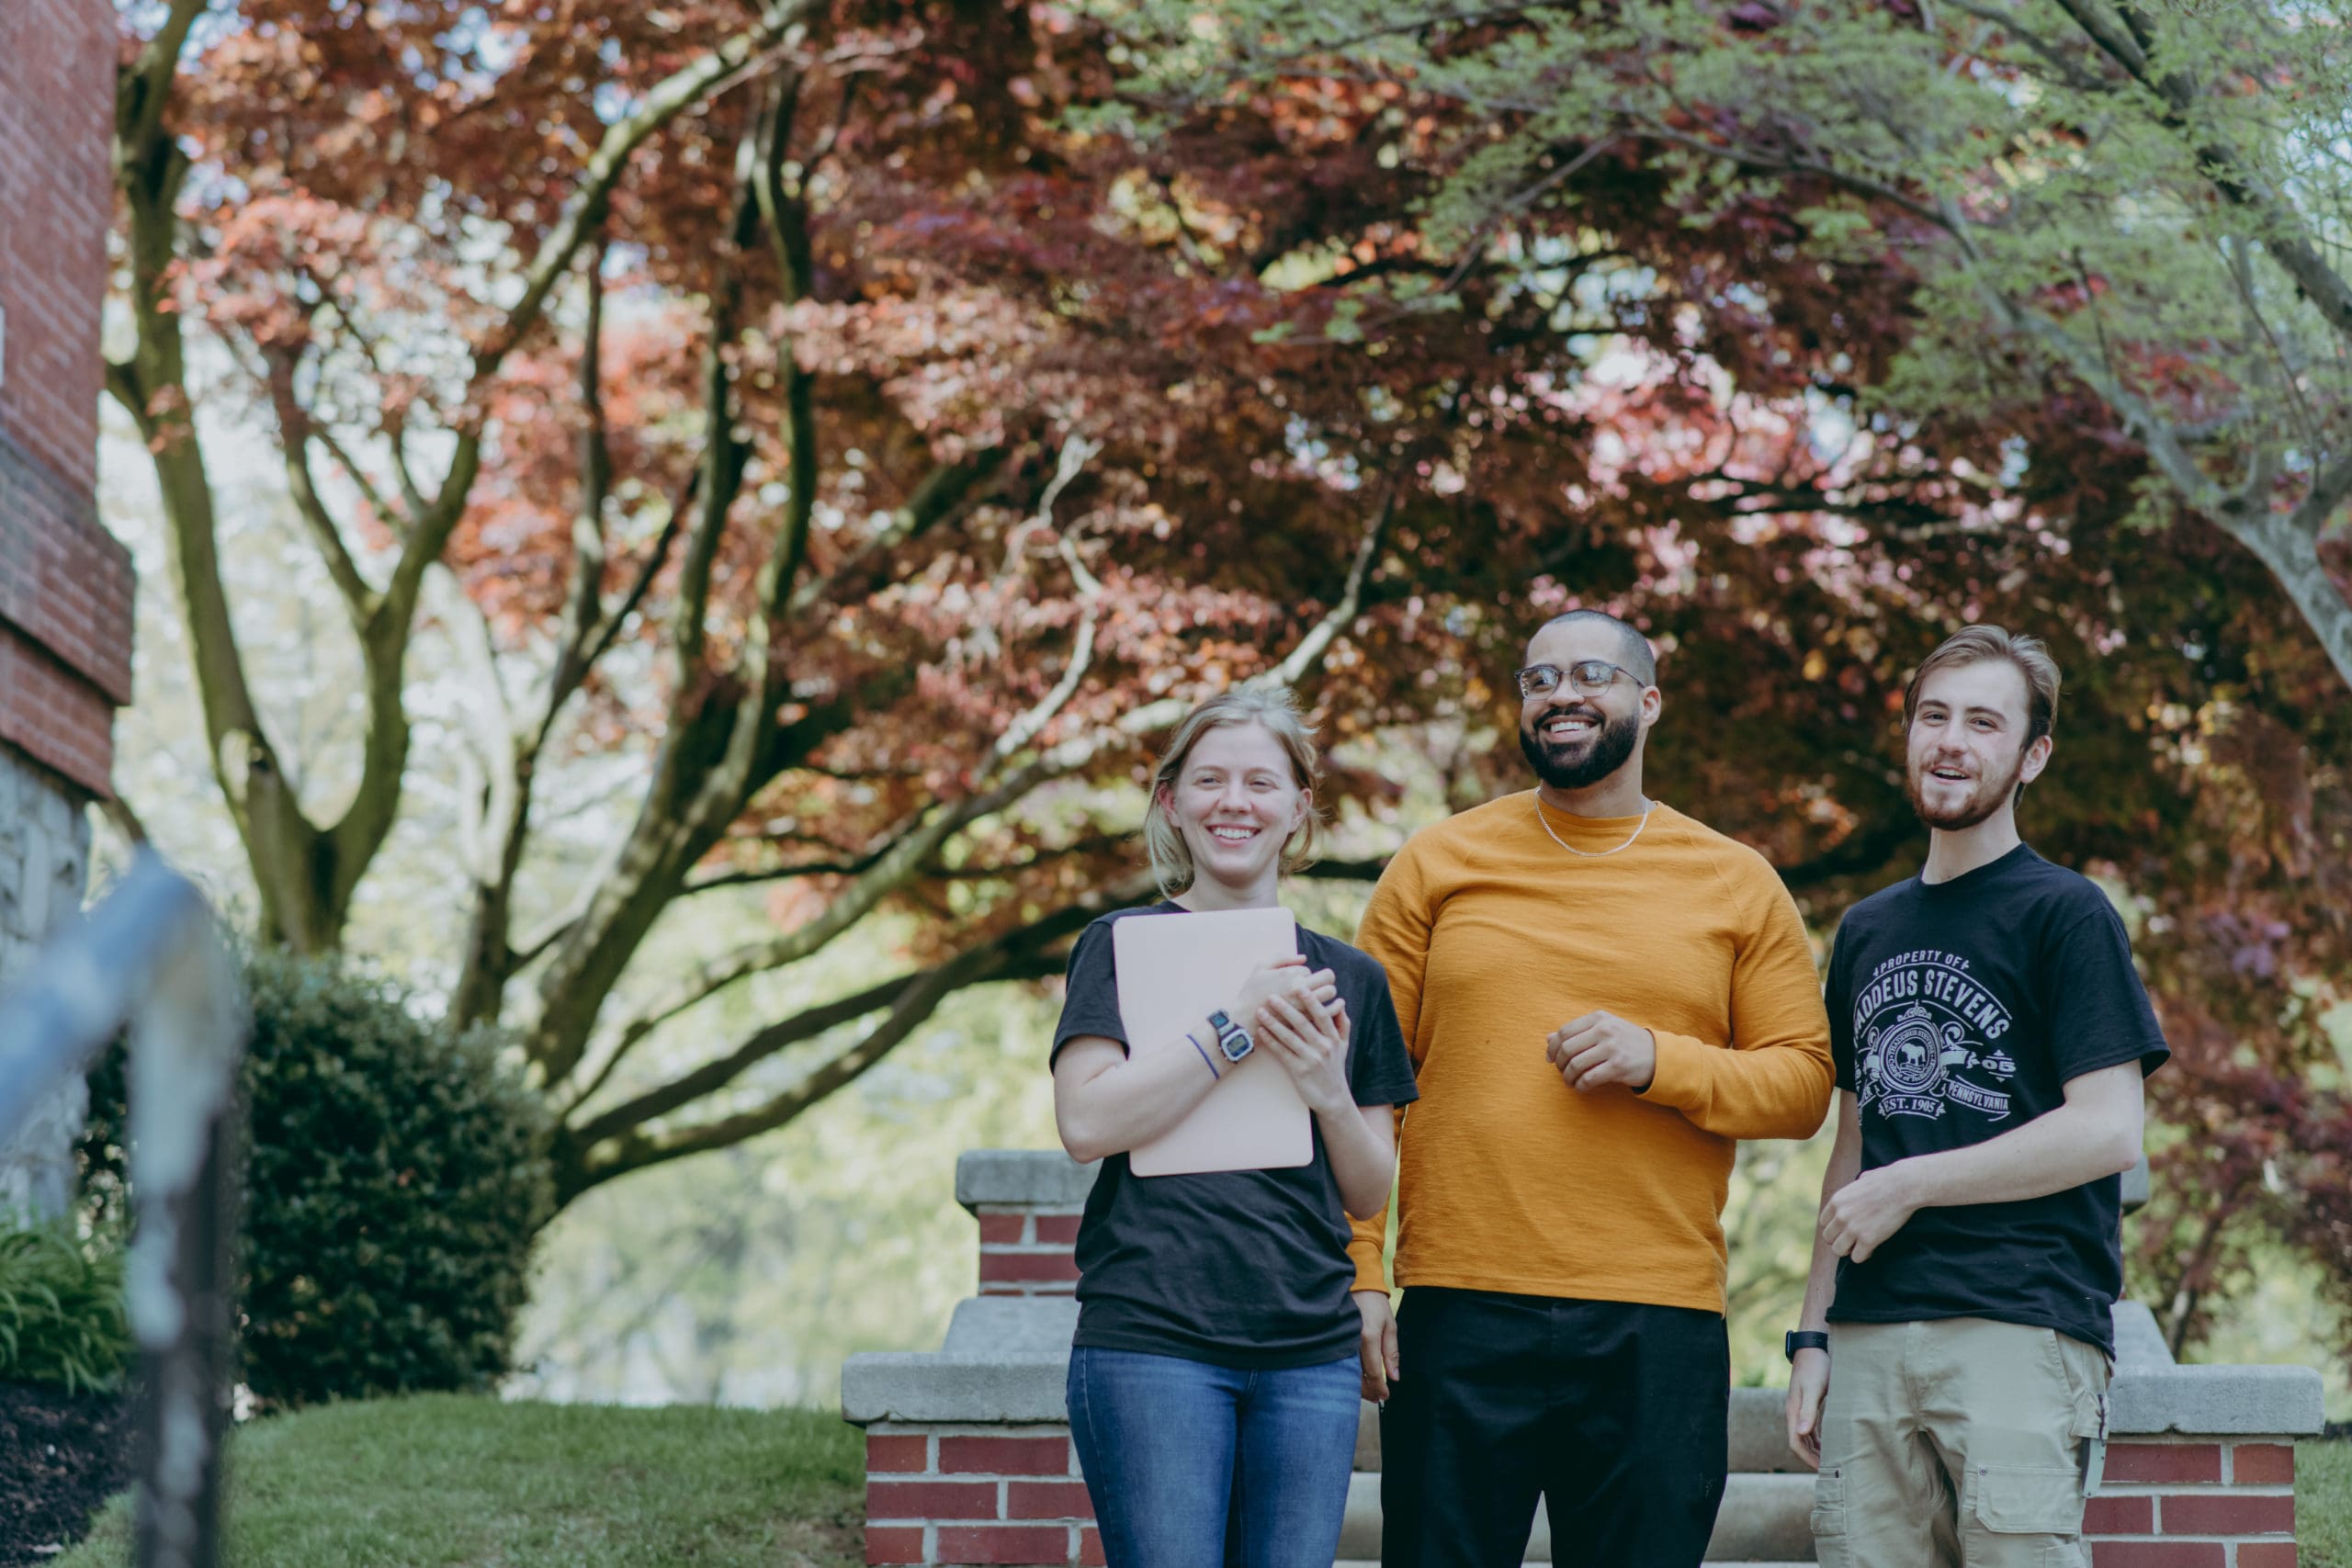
[1533,610,1657,688]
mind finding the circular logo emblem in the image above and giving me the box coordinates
[1874,1004,1947,1094]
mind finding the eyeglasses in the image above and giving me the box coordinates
[1514,660,1642,700]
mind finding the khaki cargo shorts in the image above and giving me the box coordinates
[1812,1316,2109,1568]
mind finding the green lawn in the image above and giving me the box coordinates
[47,1405,2346,1567]
[2309,1439,2352,1568]
[54,1394,863,1568]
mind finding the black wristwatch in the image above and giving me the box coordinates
[1206,1008,1255,1065]
[1785,1330,1830,1361]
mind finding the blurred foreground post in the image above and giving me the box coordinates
[0,853,248,1568]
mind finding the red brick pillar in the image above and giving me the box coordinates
[863,1427,1100,1567]
[958,1150,1093,1297]
[843,1153,1102,1567]
[2085,1438,2301,1566]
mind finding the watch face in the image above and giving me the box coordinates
[1218,1030,1253,1063]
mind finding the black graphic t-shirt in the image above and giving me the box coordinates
[1826,845,2168,1354]
[1049,903,1419,1370]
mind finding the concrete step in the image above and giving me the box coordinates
[1337,1471,1815,1562]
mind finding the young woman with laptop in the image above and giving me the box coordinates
[1048,687,1418,1568]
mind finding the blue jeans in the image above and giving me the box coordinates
[1066,1346,1360,1568]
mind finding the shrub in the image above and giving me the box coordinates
[236,951,553,1409]
[81,951,554,1410]
[0,1221,130,1394]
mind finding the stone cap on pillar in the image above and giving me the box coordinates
[842,1350,1072,1427]
[2105,1301,2324,1436]
[955,1149,1098,1214]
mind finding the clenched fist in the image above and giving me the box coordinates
[1545,1010,1657,1093]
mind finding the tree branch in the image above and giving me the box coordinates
[2048,0,2352,342]
[549,239,615,717]
[427,565,522,875]
[1939,0,2123,95]
[682,831,1133,893]
[266,355,383,628]
[1634,122,1957,234]
[118,0,211,159]
[1980,282,2232,515]
[748,70,822,630]
[1267,479,1396,686]
[394,2,810,648]
[475,5,808,380]
[584,513,688,682]
[310,285,430,522]
[1024,482,1412,777]
[559,874,1152,1191]
[672,180,762,683]
[990,438,1104,762]
[309,418,404,541]
[2290,448,2352,542]
[785,448,1008,615]
[592,752,1070,1071]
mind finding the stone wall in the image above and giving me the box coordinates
[0,745,93,1218]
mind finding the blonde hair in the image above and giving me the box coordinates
[1143,688,1323,897]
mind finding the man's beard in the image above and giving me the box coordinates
[1519,703,1642,792]
[1905,747,2027,830]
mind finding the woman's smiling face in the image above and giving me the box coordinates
[1162,721,1309,891]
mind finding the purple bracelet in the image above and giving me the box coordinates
[1186,1032,1221,1079]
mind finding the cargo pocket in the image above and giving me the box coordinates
[1809,1469,1850,1568]
[1966,1457,2079,1561]
[2056,1334,2111,1496]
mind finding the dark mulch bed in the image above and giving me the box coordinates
[0,1382,132,1566]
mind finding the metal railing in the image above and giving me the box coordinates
[0,852,247,1568]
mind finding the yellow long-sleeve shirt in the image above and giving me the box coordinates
[1349,794,1834,1314]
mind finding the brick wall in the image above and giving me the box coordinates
[852,1156,2324,1568]
[865,1425,1100,1568]
[2086,1438,2299,1567]
[0,0,134,799]
[0,0,114,491]
[976,1206,1082,1296]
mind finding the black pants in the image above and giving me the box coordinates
[1379,1289,1729,1568]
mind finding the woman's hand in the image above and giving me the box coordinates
[1228,956,1337,1030]
[1354,1289,1400,1403]
[1254,991,1354,1117]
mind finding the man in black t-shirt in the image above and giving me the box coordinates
[1784,626,2168,1568]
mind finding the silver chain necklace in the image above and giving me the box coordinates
[1533,794,1655,858]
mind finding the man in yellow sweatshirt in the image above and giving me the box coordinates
[1351,609,1834,1568]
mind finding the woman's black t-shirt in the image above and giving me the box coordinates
[1048,902,1419,1370]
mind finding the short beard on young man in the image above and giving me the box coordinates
[1520,703,1642,792]
[1905,746,2028,830]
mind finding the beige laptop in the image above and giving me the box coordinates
[1114,906,1314,1177]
